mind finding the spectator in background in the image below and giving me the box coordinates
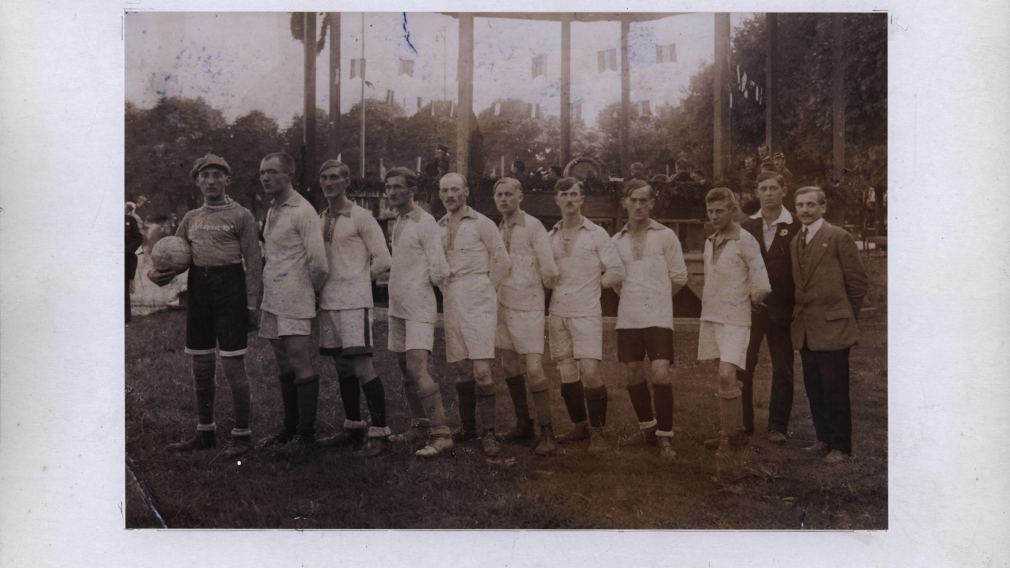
[125,205,144,324]
[629,162,646,181]
[424,144,451,180]
[773,152,794,189]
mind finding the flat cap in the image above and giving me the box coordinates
[190,153,231,178]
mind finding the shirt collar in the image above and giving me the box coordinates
[438,205,478,225]
[500,210,527,228]
[398,203,424,220]
[709,222,742,245]
[802,217,825,237]
[325,200,355,218]
[551,216,594,233]
[750,208,794,225]
[616,218,665,237]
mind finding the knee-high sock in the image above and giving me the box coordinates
[361,376,387,428]
[193,355,216,426]
[560,380,588,424]
[456,380,477,432]
[419,385,448,430]
[505,375,531,422]
[626,381,654,424]
[652,384,674,433]
[221,358,250,431]
[279,372,298,435]
[402,379,425,421]
[585,385,608,428]
[476,382,497,433]
[295,375,320,439]
[338,373,362,422]
[530,386,552,427]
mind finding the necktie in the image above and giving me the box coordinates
[800,227,809,252]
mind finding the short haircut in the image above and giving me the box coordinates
[756,170,785,187]
[318,159,350,178]
[554,176,583,195]
[493,176,523,193]
[384,167,417,189]
[705,186,738,207]
[440,172,467,187]
[262,152,296,175]
[794,186,827,205]
[622,178,655,199]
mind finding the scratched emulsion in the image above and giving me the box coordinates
[401,13,419,55]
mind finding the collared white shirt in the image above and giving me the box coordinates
[701,222,771,327]
[612,220,688,329]
[750,208,795,249]
[548,216,625,317]
[438,205,510,287]
[262,190,328,319]
[498,210,558,312]
[318,202,391,311]
[389,203,449,323]
[801,217,825,244]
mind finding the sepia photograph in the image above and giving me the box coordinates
[122,10,889,530]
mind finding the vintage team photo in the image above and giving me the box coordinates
[124,11,888,529]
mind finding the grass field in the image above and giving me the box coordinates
[125,255,887,530]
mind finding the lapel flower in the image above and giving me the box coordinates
[779,228,789,237]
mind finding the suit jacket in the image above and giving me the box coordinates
[742,213,801,325]
[790,221,868,351]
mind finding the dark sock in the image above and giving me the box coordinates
[653,384,674,432]
[338,373,362,422]
[280,372,298,435]
[296,376,319,439]
[231,381,250,431]
[626,381,655,423]
[195,382,215,426]
[585,386,608,428]
[560,381,588,424]
[362,377,387,428]
[456,380,477,432]
[505,375,531,422]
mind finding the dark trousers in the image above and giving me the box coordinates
[738,311,794,433]
[800,342,852,454]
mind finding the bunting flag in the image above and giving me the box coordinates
[639,100,652,117]
[529,103,540,119]
[531,55,546,79]
[350,58,366,80]
[398,58,415,77]
[385,89,395,105]
[449,101,455,118]
[494,101,501,116]
[597,48,617,73]
[431,101,436,116]
[739,71,748,93]
[417,96,423,110]
[656,43,677,63]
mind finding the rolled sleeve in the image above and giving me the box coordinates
[480,219,511,288]
[300,212,329,291]
[742,235,771,300]
[361,214,392,279]
[534,224,559,289]
[424,219,449,289]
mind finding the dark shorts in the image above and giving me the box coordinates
[186,264,248,357]
[617,327,674,363]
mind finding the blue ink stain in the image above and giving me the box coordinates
[401,13,418,55]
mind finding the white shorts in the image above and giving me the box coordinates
[548,314,603,361]
[258,311,313,339]
[319,308,373,356]
[495,304,545,355]
[697,321,750,369]
[442,278,497,363]
[388,316,435,353]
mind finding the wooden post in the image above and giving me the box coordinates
[765,13,779,155]
[560,14,572,168]
[359,14,366,179]
[456,13,474,181]
[328,13,341,160]
[831,14,846,183]
[619,18,631,179]
[303,12,317,194]
[713,13,731,183]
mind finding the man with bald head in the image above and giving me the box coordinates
[493,177,559,455]
[437,172,511,457]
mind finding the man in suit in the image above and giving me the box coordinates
[738,172,802,443]
[790,186,868,464]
